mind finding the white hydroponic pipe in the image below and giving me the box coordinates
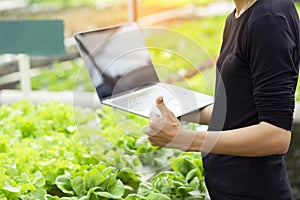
[0,89,101,108]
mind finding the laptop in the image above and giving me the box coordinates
[74,22,213,118]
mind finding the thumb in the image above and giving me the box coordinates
[156,96,168,111]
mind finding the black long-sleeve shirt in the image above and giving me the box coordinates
[204,0,300,199]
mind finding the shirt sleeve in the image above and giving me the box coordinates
[247,14,299,131]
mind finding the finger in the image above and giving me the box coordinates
[156,96,169,112]
[149,111,161,121]
[149,111,165,130]
[148,136,172,148]
[144,126,160,136]
[148,136,161,147]
[149,111,164,123]
[156,96,176,118]
[156,96,164,105]
[149,105,162,119]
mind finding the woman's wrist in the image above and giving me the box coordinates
[177,129,206,152]
[182,130,219,153]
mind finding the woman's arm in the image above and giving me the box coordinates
[145,97,291,157]
[189,122,291,156]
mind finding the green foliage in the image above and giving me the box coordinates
[294,3,300,102]
[49,165,125,199]
[171,16,226,57]
[0,101,99,199]
[295,2,300,14]
[295,0,300,102]
[31,60,94,92]
[296,77,300,102]
[0,101,206,199]
[144,16,226,96]
[95,106,184,169]
[135,152,206,200]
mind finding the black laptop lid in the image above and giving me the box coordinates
[74,22,159,100]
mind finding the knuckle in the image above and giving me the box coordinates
[147,137,156,146]
[149,120,155,127]
[144,126,151,134]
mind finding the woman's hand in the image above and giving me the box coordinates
[145,96,196,151]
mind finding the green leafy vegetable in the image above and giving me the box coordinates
[0,96,206,199]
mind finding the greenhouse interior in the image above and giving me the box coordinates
[0,0,300,199]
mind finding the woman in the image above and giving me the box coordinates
[145,0,300,199]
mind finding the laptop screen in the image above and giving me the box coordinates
[74,23,159,100]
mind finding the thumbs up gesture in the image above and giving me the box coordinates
[145,96,193,150]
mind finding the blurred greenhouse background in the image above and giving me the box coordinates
[0,0,300,199]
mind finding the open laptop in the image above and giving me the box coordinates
[74,22,213,118]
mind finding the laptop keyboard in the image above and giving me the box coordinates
[113,92,153,111]
[111,85,177,112]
